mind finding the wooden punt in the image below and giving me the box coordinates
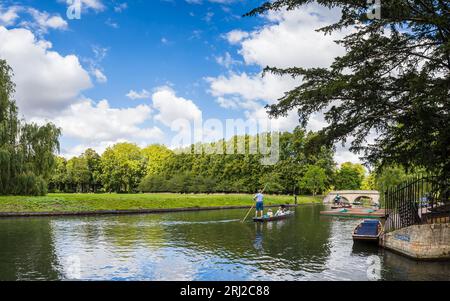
[320,208,386,218]
[331,204,352,209]
[352,220,383,242]
[253,211,294,222]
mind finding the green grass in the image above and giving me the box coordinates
[0,193,322,213]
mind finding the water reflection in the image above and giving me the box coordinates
[0,205,448,281]
[0,218,61,280]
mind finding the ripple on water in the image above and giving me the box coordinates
[1,206,449,280]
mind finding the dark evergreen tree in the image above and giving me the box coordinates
[246,0,450,180]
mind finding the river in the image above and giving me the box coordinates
[0,204,448,281]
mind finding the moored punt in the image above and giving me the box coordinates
[331,204,352,209]
[320,208,386,219]
[352,220,383,243]
[253,211,294,222]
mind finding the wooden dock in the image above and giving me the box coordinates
[320,208,386,219]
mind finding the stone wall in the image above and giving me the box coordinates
[381,223,450,260]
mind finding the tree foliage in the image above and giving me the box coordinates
[0,60,60,195]
[100,143,147,193]
[247,0,450,179]
[334,162,366,190]
[140,127,336,194]
[141,144,172,177]
[47,129,377,195]
[299,165,327,196]
[374,165,419,193]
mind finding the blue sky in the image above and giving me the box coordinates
[0,0,362,163]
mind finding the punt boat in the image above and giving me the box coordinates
[253,211,294,222]
[352,219,383,243]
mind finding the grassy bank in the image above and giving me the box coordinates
[0,193,322,213]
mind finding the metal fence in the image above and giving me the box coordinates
[384,176,450,232]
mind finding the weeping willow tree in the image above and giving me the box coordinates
[0,59,61,195]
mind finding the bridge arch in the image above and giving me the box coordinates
[323,190,380,205]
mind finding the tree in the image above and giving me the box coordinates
[247,0,450,180]
[374,165,418,194]
[135,129,336,194]
[259,172,285,194]
[138,174,167,193]
[100,143,146,193]
[335,162,366,190]
[66,156,90,193]
[0,59,60,195]
[361,172,376,190]
[299,165,327,196]
[82,148,102,192]
[142,144,173,177]
[49,157,68,192]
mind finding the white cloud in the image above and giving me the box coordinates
[105,18,119,28]
[31,98,164,144]
[186,0,237,4]
[215,96,239,109]
[61,139,128,159]
[126,89,151,100]
[82,0,105,11]
[85,46,108,84]
[77,0,106,12]
[152,86,202,127]
[58,0,105,14]
[206,71,303,131]
[238,7,345,69]
[215,52,239,69]
[207,5,363,162]
[207,71,297,103]
[224,29,249,45]
[208,6,345,120]
[0,26,92,117]
[0,6,68,33]
[114,2,128,13]
[92,45,108,61]
[0,5,21,26]
[26,8,68,33]
[203,11,214,22]
[334,148,362,165]
[93,68,107,83]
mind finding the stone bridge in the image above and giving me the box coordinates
[323,190,380,205]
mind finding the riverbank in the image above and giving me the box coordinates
[0,193,321,217]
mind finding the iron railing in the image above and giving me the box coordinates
[384,176,450,232]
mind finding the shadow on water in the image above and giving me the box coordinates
[351,241,380,256]
[0,204,449,280]
[381,249,450,281]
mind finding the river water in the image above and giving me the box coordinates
[0,204,449,281]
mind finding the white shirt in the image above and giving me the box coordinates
[255,193,263,203]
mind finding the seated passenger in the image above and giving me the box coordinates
[275,206,284,216]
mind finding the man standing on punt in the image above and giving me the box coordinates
[254,189,264,218]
